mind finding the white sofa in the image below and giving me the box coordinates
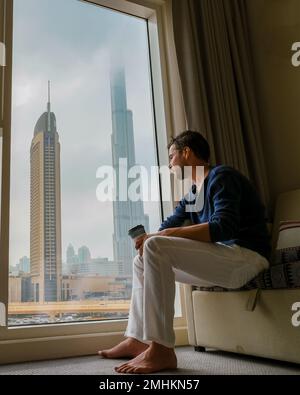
[184,189,300,364]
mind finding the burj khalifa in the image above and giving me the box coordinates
[110,68,149,276]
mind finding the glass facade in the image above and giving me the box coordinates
[8,0,161,326]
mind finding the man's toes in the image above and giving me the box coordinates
[125,366,136,374]
[115,364,129,373]
[116,362,129,370]
[123,366,135,374]
[132,367,140,374]
[118,367,129,374]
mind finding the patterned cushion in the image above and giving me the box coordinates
[195,261,300,292]
[195,221,300,292]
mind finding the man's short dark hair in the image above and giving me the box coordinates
[168,130,210,163]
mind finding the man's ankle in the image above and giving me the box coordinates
[150,341,175,352]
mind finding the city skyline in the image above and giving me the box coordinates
[25,65,151,300]
[10,0,161,269]
[11,240,115,271]
[25,66,148,302]
[6,0,167,325]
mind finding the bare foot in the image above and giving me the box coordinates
[98,337,149,359]
[115,342,177,374]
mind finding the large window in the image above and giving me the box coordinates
[8,0,162,326]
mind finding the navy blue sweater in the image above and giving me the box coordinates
[159,165,271,261]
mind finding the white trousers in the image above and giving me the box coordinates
[124,236,269,348]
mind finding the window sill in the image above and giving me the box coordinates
[0,326,188,364]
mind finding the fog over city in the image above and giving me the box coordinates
[10,0,161,267]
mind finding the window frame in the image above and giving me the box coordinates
[0,0,187,364]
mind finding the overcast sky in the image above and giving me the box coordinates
[9,0,162,266]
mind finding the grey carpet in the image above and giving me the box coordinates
[0,347,300,375]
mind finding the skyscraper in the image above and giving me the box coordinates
[110,68,149,276]
[30,82,62,302]
[19,256,30,273]
[66,244,76,264]
[78,246,91,264]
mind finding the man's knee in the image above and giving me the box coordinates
[144,236,167,254]
[133,254,143,267]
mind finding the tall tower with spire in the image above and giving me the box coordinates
[110,68,149,276]
[30,82,62,302]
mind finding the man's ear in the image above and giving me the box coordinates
[183,147,191,160]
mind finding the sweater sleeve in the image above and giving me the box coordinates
[159,199,189,231]
[208,173,241,242]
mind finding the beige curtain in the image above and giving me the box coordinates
[172,0,270,207]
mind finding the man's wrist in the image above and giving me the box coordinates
[160,228,179,237]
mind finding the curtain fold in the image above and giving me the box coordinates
[172,0,270,208]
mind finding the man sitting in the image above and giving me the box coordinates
[99,130,271,374]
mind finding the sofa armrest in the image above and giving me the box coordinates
[183,284,197,346]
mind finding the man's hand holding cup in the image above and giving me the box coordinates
[129,225,154,257]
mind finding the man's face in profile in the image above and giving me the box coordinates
[169,144,184,172]
[169,145,185,178]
